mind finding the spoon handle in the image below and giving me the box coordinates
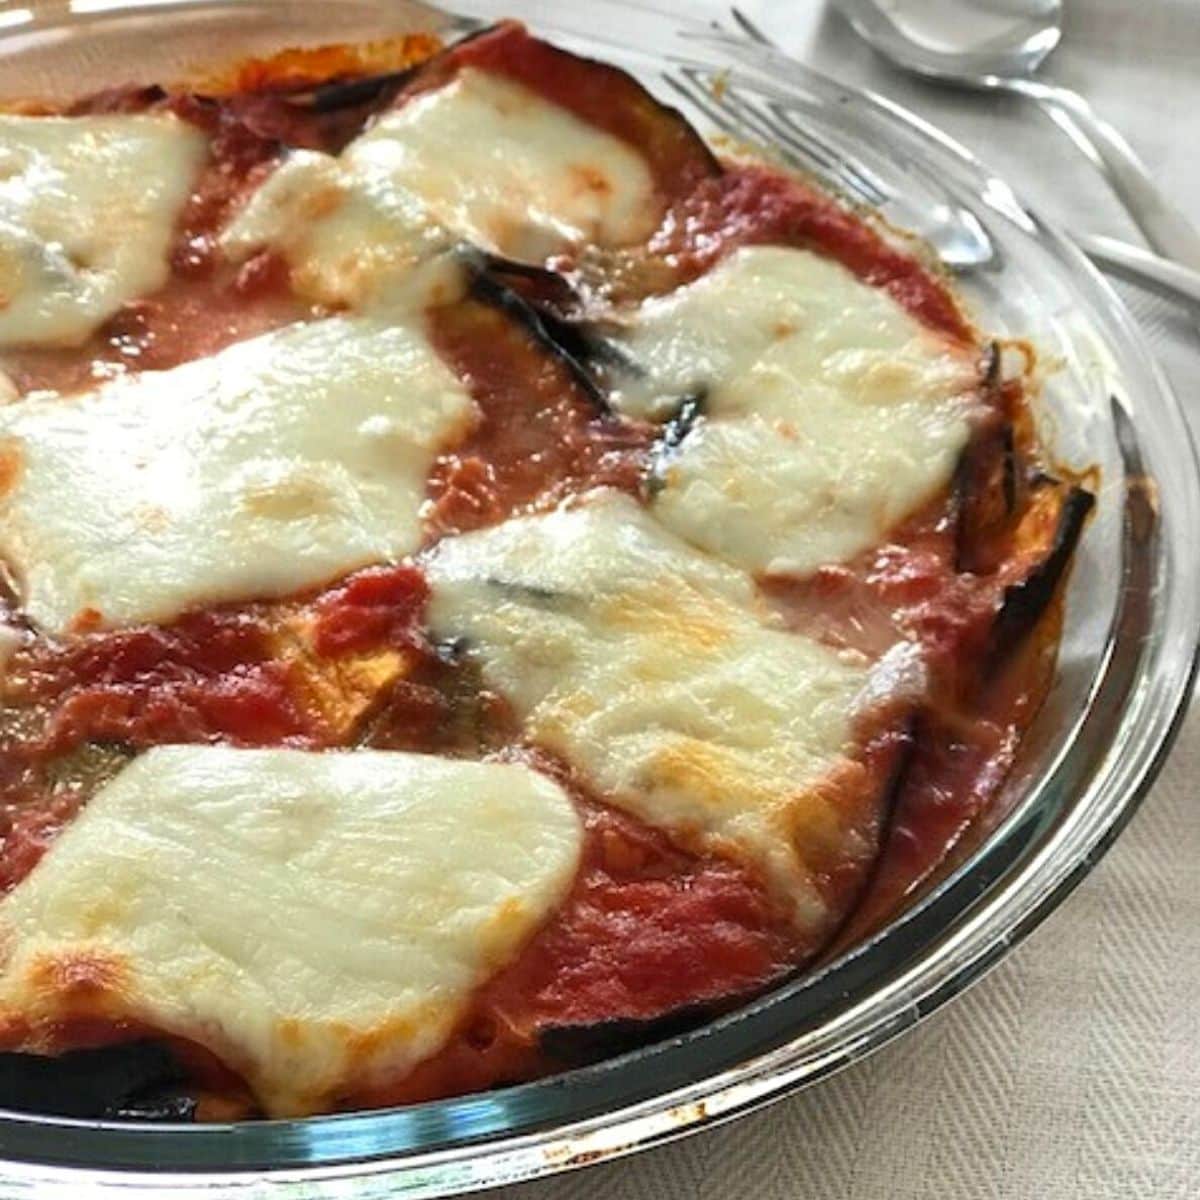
[1001,78,1200,272]
[1077,235,1200,317]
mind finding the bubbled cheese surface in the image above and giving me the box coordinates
[0,746,582,1117]
[426,489,878,929]
[0,114,206,348]
[0,315,478,633]
[221,68,659,307]
[609,245,980,575]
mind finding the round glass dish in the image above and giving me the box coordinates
[0,1,1196,1195]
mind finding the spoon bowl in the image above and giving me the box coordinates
[836,0,1062,82]
[725,7,1200,310]
[831,0,1200,268]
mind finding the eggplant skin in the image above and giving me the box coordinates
[955,419,1018,575]
[644,391,707,498]
[0,1041,194,1121]
[539,996,754,1067]
[988,479,1094,668]
[296,67,420,113]
[464,263,613,416]
[112,1089,198,1122]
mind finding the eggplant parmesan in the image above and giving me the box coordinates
[0,22,1092,1120]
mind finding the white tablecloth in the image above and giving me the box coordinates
[492,2,1200,1197]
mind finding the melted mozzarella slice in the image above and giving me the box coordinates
[354,69,658,258]
[610,245,980,575]
[425,489,876,930]
[221,68,658,305]
[0,114,207,348]
[219,149,457,310]
[0,746,582,1117]
[0,316,478,633]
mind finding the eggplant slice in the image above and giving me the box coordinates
[463,258,614,416]
[988,476,1094,669]
[540,1000,745,1068]
[953,339,1094,672]
[955,418,1019,575]
[284,64,422,113]
[0,1041,194,1121]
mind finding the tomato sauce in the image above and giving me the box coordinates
[425,297,654,536]
[641,161,973,341]
[764,494,1064,952]
[310,565,429,657]
[5,610,313,754]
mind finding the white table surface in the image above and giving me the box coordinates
[490,2,1200,1198]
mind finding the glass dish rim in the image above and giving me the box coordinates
[0,2,1196,1194]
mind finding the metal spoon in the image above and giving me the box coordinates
[833,0,1200,270]
[720,9,1200,317]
